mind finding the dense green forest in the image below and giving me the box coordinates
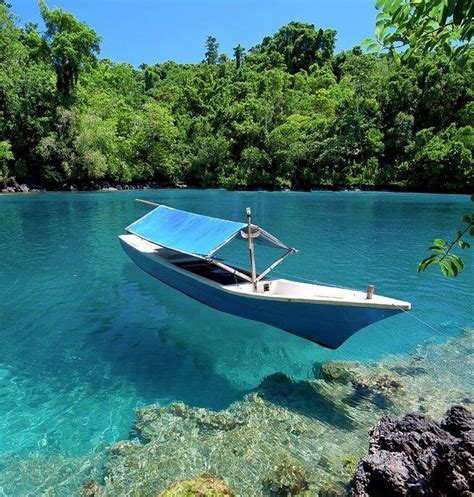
[0,1,473,191]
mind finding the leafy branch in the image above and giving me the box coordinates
[418,197,474,277]
[361,0,474,67]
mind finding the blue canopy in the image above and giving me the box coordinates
[126,205,291,257]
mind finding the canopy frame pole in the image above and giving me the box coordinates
[255,249,294,283]
[246,207,258,291]
[206,258,253,283]
[135,199,160,207]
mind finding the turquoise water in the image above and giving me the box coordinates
[0,190,472,494]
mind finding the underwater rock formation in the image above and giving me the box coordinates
[158,476,235,496]
[261,457,312,495]
[82,479,101,497]
[94,330,472,497]
[349,405,474,497]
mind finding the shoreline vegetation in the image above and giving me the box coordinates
[1,3,473,194]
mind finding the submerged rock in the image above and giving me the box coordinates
[97,330,472,497]
[318,361,360,384]
[262,457,312,495]
[81,479,101,497]
[349,405,474,497]
[134,402,246,442]
[158,476,235,496]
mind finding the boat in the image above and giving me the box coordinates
[119,200,411,349]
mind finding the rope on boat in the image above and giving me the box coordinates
[272,269,472,351]
[221,258,472,352]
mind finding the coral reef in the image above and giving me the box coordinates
[92,330,472,496]
[349,405,474,496]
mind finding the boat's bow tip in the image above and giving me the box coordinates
[394,300,411,312]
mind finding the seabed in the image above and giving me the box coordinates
[94,330,474,495]
[1,330,472,497]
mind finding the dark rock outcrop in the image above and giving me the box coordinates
[349,406,474,496]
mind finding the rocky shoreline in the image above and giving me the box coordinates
[1,177,185,194]
[80,330,472,497]
[349,406,473,497]
[2,177,469,195]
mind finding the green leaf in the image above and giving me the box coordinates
[418,254,437,272]
[361,38,377,49]
[433,238,448,248]
[458,240,470,249]
[390,47,401,64]
[440,259,456,277]
[442,42,453,58]
[453,0,465,25]
[450,254,465,271]
[463,214,473,224]
[376,12,392,22]
[440,2,450,25]
[440,261,451,276]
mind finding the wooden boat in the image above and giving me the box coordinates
[119,200,411,349]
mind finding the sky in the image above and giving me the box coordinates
[11,0,378,66]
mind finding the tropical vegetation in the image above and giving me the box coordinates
[0,0,472,192]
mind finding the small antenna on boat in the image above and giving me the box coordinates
[246,207,257,292]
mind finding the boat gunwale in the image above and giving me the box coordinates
[119,234,410,311]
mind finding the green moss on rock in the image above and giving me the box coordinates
[158,476,235,496]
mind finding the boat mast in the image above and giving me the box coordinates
[246,207,257,291]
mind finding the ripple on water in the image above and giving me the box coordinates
[0,190,472,496]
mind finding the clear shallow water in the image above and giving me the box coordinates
[0,190,472,495]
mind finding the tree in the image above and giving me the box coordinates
[204,35,219,65]
[0,140,14,179]
[131,101,180,181]
[39,0,100,98]
[363,0,473,66]
[266,115,310,188]
[0,1,471,197]
[257,22,336,73]
[233,44,245,69]
[0,2,55,180]
[406,124,473,190]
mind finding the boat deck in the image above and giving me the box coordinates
[174,260,250,285]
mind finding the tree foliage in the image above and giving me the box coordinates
[363,0,473,66]
[204,36,219,65]
[39,0,100,98]
[0,2,472,192]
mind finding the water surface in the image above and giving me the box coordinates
[0,190,472,495]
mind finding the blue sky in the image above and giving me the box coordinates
[11,0,377,66]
